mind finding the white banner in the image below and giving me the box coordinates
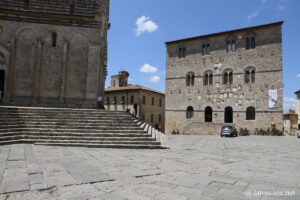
[268,89,278,108]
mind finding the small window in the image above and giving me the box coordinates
[204,71,213,86]
[51,32,57,47]
[159,99,162,107]
[246,107,255,120]
[246,37,256,50]
[130,96,134,104]
[232,40,236,52]
[113,96,117,104]
[205,107,213,122]
[186,106,194,119]
[106,97,110,104]
[121,96,125,104]
[202,43,210,56]
[142,96,146,105]
[186,72,195,86]
[202,44,206,55]
[152,97,155,106]
[178,47,186,58]
[251,37,256,49]
[206,44,210,55]
[25,0,30,9]
[159,114,162,122]
[70,3,75,14]
[246,38,251,50]
[245,67,256,83]
[151,114,154,122]
[223,69,233,85]
[227,40,236,52]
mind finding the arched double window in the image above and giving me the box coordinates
[186,106,194,119]
[205,107,213,122]
[246,107,255,120]
[223,69,233,85]
[186,72,195,86]
[245,67,255,83]
[227,40,236,52]
[204,71,213,86]
[202,44,210,56]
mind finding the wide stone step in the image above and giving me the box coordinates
[0,132,151,138]
[0,113,130,119]
[0,106,164,149]
[0,124,142,129]
[0,120,138,125]
[34,143,165,149]
[0,128,148,133]
[0,135,155,141]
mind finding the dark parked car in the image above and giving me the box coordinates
[221,124,238,137]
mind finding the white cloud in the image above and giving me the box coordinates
[139,63,158,73]
[247,10,259,22]
[283,97,297,112]
[278,5,287,10]
[149,75,161,83]
[134,16,158,36]
[297,73,300,78]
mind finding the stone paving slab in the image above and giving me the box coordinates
[0,136,299,200]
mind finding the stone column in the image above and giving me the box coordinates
[34,39,43,103]
[5,39,17,102]
[60,40,69,102]
[85,44,101,106]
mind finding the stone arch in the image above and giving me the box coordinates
[14,27,38,97]
[38,29,65,98]
[0,46,9,102]
[65,32,89,100]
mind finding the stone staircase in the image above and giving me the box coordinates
[0,106,167,149]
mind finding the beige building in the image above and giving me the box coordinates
[283,110,298,136]
[105,71,165,131]
[165,22,284,135]
[295,90,300,129]
[0,0,110,108]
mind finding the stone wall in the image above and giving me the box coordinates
[0,0,109,108]
[165,22,284,135]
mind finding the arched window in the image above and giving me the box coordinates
[246,37,256,50]
[227,40,236,52]
[25,0,30,9]
[186,106,194,119]
[204,71,213,86]
[245,67,256,83]
[70,3,75,14]
[206,44,210,55]
[51,32,57,47]
[224,107,233,123]
[186,72,195,86]
[202,43,210,56]
[223,69,233,85]
[246,107,255,120]
[205,107,213,122]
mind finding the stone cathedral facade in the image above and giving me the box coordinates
[0,0,110,108]
[165,22,284,135]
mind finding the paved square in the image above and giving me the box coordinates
[0,136,299,200]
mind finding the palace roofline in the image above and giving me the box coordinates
[165,21,284,45]
[105,84,165,95]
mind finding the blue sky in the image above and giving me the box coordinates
[106,0,300,112]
